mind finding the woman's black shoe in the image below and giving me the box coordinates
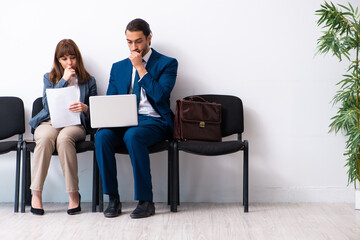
[30,206,44,215]
[67,193,81,215]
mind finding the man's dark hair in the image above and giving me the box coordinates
[126,18,152,37]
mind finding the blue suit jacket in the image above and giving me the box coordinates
[106,48,178,136]
[29,73,97,133]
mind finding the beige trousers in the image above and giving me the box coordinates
[30,120,86,192]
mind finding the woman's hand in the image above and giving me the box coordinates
[69,102,88,115]
[63,66,76,82]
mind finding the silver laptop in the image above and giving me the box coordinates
[89,94,138,128]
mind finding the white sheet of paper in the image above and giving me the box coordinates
[46,86,81,128]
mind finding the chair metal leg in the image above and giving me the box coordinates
[243,140,249,213]
[92,152,98,212]
[99,172,103,212]
[168,141,173,206]
[25,150,31,206]
[20,142,28,213]
[14,146,21,212]
[177,158,180,206]
[171,141,179,212]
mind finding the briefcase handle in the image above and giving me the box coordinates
[188,96,208,103]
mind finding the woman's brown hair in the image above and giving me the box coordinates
[49,39,91,84]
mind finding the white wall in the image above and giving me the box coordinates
[0,0,357,203]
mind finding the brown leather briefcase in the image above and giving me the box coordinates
[174,96,222,141]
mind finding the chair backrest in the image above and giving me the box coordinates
[185,95,244,138]
[0,97,25,140]
[31,97,43,134]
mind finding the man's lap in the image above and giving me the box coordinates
[96,115,169,148]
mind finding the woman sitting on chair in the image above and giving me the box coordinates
[29,39,97,215]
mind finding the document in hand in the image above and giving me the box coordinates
[46,86,81,128]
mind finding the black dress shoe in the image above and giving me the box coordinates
[130,201,155,219]
[30,206,44,215]
[104,198,122,218]
[67,193,81,215]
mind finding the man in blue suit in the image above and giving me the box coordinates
[95,18,178,218]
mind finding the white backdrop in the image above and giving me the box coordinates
[0,0,356,203]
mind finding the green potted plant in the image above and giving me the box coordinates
[316,1,360,207]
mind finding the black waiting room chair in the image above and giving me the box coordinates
[0,97,25,212]
[21,97,101,212]
[170,94,249,212]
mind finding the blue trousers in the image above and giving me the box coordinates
[95,115,169,201]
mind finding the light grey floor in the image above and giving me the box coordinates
[1,202,360,240]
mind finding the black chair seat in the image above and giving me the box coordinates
[26,141,95,155]
[178,140,245,156]
[75,141,95,153]
[0,141,18,154]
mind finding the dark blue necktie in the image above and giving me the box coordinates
[132,59,145,108]
[132,70,140,108]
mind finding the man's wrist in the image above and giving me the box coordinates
[136,66,148,78]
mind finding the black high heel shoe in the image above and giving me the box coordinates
[31,196,44,215]
[31,206,44,215]
[67,193,81,215]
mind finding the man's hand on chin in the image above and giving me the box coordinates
[129,50,147,77]
[129,50,143,69]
